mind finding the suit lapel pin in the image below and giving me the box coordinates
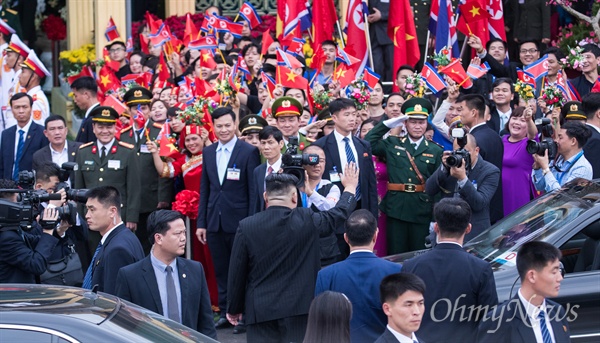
[182,274,186,278]
[72,152,75,156]
[363,152,368,157]
[563,325,567,332]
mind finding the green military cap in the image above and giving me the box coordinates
[271,96,303,117]
[561,101,586,121]
[401,97,433,119]
[239,114,268,135]
[90,106,119,124]
[123,86,152,106]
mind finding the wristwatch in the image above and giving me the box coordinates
[542,168,551,176]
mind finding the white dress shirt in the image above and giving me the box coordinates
[333,130,359,173]
[13,119,33,159]
[407,135,424,150]
[497,108,512,132]
[100,221,124,245]
[387,324,420,343]
[518,289,557,343]
[217,136,238,184]
[96,138,116,158]
[265,156,282,179]
[50,144,69,167]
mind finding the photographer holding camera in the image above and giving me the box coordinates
[0,179,68,283]
[426,133,500,240]
[532,121,594,192]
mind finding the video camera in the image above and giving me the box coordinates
[281,136,319,186]
[446,128,471,170]
[526,118,557,160]
[56,162,89,203]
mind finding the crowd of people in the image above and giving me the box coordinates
[0,1,598,342]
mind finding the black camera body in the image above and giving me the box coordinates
[281,136,319,186]
[526,118,557,160]
[446,128,471,170]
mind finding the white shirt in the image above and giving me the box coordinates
[304,179,340,210]
[2,68,23,129]
[217,136,238,183]
[85,102,100,118]
[100,221,124,245]
[518,289,557,343]
[333,130,359,173]
[469,121,487,132]
[408,135,424,150]
[96,138,116,158]
[497,108,512,132]
[50,143,69,167]
[13,119,33,159]
[265,156,282,179]
[27,85,50,126]
[387,324,420,343]
[586,123,600,134]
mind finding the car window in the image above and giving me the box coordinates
[464,179,600,270]
[0,328,76,343]
[559,219,600,274]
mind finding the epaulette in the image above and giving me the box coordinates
[118,141,135,149]
[427,139,444,149]
[153,122,163,129]
[121,126,133,133]
[6,8,18,15]
[79,141,94,149]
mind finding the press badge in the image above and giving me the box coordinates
[329,167,341,183]
[227,167,240,181]
[108,160,121,169]
[140,144,150,153]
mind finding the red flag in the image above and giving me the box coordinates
[363,67,381,90]
[194,77,217,97]
[592,79,600,94]
[487,0,506,41]
[201,107,217,142]
[183,13,199,47]
[345,0,368,75]
[157,53,171,82]
[67,66,95,84]
[139,33,150,54]
[388,0,420,90]
[97,66,121,93]
[134,105,146,129]
[310,45,327,74]
[137,71,154,88]
[188,35,218,50]
[261,71,277,98]
[312,0,338,45]
[440,59,473,88]
[199,50,217,70]
[105,17,120,42]
[159,134,180,157]
[102,47,121,72]
[333,64,356,88]
[276,65,308,89]
[102,94,128,115]
[261,29,275,56]
[457,0,489,47]
[145,11,162,33]
[277,48,303,69]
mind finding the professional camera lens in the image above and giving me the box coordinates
[526,140,543,155]
[446,154,463,168]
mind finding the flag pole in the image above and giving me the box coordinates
[424,30,431,65]
[362,12,375,70]
[336,20,346,48]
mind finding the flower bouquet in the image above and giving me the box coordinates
[431,47,452,68]
[541,85,566,111]
[172,190,200,220]
[404,73,426,98]
[41,14,67,41]
[514,79,535,101]
[59,44,96,78]
[311,83,333,112]
[559,45,584,70]
[344,78,370,110]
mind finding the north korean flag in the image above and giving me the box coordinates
[239,2,262,29]
[466,62,490,80]
[421,62,447,95]
[524,55,549,81]
[188,35,218,51]
[517,69,536,88]
[105,17,120,42]
[363,67,380,91]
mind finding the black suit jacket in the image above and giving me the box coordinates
[477,294,571,343]
[197,139,261,233]
[402,243,498,343]
[32,140,82,178]
[469,124,504,223]
[227,192,356,324]
[90,224,144,295]
[0,122,49,179]
[312,133,378,218]
[0,228,58,283]
[249,163,268,215]
[115,256,217,339]
[75,103,99,144]
[374,328,425,343]
[367,0,393,46]
[584,124,600,179]
[426,158,500,239]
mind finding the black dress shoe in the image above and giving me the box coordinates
[214,317,232,329]
[233,322,246,334]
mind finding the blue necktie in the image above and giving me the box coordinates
[13,129,25,180]
[166,266,181,322]
[538,310,553,343]
[343,137,360,199]
[82,242,102,289]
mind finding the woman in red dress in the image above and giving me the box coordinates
[147,124,219,311]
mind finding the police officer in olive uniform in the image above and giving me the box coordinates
[239,114,268,150]
[365,97,443,254]
[75,106,141,256]
[0,2,22,39]
[272,96,312,154]
[119,86,173,254]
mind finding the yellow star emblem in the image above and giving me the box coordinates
[202,53,211,62]
[286,71,297,82]
[100,74,111,87]
[167,143,178,153]
[335,68,346,79]
[156,63,162,72]
[469,5,481,17]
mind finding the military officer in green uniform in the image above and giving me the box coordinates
[365,97,443,254]
[0,1,22,40]
[272,96,312,154]
[119,86,173,253]
[75,106,141,254]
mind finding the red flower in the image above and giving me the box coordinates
[42,15,67,41]
[172,190,200,219]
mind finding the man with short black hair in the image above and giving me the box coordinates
[33,115,81,184]
[582,92,600,178]
[250,125,284,214]
[83,186,144,295]
[394,65,415,92]
[116,210,217,339]
[316,209,402,342]
[71,76,100,143]
[376,273,426,343]
[488,78,515,134]
[227,169,358,343]
[477,241,570,342]
[316,40,337,85]
[570,43,600,98]
[402,198,498,343]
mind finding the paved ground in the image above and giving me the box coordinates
[216,328,246,343]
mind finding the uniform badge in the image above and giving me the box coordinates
[111,145,117,154]
[248,117,257,125]
[134,90,142,97]
[414,104,422,112]
[33,110,42,121]
[423,153,434,157]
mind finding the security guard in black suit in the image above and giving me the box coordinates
[74,106,141,254]
[119,86,173,254]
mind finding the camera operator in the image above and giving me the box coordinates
[532,121,594,192]
[0,179,67,283]
[426,133,500,240]
[299,145,342,267]
[34,162,88,282]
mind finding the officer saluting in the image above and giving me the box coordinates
[75,106,141,231]
[365,97,442,254]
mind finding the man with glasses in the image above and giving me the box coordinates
[106,40,131,80]
[469,37,541,83]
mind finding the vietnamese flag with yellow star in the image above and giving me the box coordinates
[97,65,121,94]
[276,65,308,90]
[157,52,171,82]
[387,0,420,91]
[457,0,490,47]
[333,64,356,88]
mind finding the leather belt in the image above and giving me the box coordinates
[387,183,425,193]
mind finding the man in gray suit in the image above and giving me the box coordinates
[33,115,81,184]
[425,133,500,240]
